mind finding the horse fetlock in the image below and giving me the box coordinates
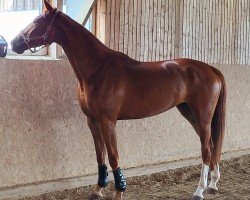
[193,180,207,198]
[113,168,127,192]
[113,191,123,200]
[193,163,209,199]
[198,177,208,192]
[193,186,206,199]
[208,167,220,190]
[211,169,220,181]
[92,185,104,198]
[211,173,220,183]
[198,179,208,192]
[97,164,109,187]
[200,182,208,190]
[208,181,218,191]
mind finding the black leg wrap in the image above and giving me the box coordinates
[113,168,127,192]
[97,164,109,187]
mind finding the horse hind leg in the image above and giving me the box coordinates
[207,78,226,194]
[185,95,220,200]
[177,102,211,199]
[177,102,197,132]
[206,102,224,194]
[192,122,212,200]
[207,133,221,194]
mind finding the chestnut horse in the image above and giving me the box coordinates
[11,1,226,200]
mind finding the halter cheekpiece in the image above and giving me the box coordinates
[20,9,59,53]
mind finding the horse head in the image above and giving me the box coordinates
[11,0,59,54]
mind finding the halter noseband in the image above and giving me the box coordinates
[20,9,59,53]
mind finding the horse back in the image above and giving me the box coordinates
[116,57,220,119]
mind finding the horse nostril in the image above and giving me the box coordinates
[11,41,16,51]
[11,38,20,49]
[11,38,17,47]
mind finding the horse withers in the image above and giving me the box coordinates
[11,1,226,199]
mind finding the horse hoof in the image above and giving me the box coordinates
[113,191,123,200]
[206,187,218,194]
[191,196,203,200]
[89,192,103,199]
[88,194,103,200]
[91,185,104,198]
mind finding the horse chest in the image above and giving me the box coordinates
[77,92,86,113]
[77,86,103,118]
[77,86,92,117]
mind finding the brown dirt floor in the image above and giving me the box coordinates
[23,155,249,200]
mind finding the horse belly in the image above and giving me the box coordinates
[119,85,185,120]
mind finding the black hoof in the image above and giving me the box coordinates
[191,196,203,200]
[206,187,218,194]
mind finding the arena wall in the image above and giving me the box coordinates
[0,58,249,189]
[104,0,250,65]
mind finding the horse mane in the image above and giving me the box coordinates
[59,11,140,65]
[59,11,111,52]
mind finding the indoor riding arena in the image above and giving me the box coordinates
[0,0,249,200]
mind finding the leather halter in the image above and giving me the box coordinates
[20,9,59,53]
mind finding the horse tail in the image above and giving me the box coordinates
[210,67,226,164]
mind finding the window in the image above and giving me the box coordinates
[62,0,94,32]
[0,0,46,56]
[0,0,96,58]
[85,13,94,32]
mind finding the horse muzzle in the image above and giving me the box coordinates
[11,36,26,54]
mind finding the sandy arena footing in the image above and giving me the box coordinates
[0,149,249,200]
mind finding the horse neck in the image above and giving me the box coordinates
[55,13,111,85]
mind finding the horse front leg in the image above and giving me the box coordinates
[99,117,127,200]
[87,118,108,198]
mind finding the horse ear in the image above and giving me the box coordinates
[44,0,53,11]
